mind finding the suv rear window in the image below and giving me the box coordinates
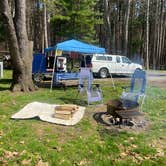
[96,56,106,61]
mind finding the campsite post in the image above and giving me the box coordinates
[50,49,57,92]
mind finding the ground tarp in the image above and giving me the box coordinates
[11,102,85,126]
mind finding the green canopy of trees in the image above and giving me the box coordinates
[47,0,102,44]
[1,0,166,70]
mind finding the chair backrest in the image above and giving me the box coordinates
[79,68,91,77]
[130,68,146,94]
[79,67,93,90]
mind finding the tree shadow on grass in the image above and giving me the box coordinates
[0,78,11,91]
[0,87,10,91]
[34,81,78,91]
[0,78,12,84]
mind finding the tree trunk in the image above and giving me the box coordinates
[0,0,37,92]
[43,3,48,49]
[161,5,166,68]
[158,0,164,69]
[152,0,159,69]
[104,0,112,53]
[124,0,131,56]
[116,1,123,54]
[33,0,43,53]
[146,0,150,70]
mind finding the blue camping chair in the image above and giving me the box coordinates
[78,68,103,105]
[120,68,146,110]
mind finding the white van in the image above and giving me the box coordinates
[91,54,142,78]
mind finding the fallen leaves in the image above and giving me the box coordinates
[0,157,7,166]
[21,159,32,165]
[156,148,165,157]
[18,157,49,166]
[0,130,4,137]
[19,140,25,144]
[77,159,90,166]
[35,159,49,166]
[119,150,144,163]
[149,139,165,157]
[1,149,49,166]
[117,137,166,164]
[4,150,19,159]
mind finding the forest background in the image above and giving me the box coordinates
[0,0,166,70]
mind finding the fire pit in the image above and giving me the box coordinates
[107,99,144,126]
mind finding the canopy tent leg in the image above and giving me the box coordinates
[110,72,115,89]
[50,50,57,92]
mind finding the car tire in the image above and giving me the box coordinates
[99,68,109,78]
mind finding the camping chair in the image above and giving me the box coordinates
[86,84,103,105]
[78,68,103,105]
[120,68,146,110]
[79,68,93,90]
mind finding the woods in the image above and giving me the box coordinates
[32,0,166,70]
[100,0,166,69]
[0,0,166,92]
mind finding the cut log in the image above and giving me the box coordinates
[53,114,72,120]
[55,105,78,111]
[55,110,74,115]
[53,104,79,120]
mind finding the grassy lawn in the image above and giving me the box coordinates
[0,70,166,165]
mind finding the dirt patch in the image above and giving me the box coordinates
[95,76,166,89]
[40,73,166,89]
[147,76,166,89]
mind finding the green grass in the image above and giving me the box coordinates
[0,70,166,165]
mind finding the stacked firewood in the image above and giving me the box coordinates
[53,105,79,120]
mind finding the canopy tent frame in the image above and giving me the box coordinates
[46,39,114,91]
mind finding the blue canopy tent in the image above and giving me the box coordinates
[45,46,53,52]
[55,39,105,54]
[48,39,106,90]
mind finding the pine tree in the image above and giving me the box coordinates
[47,0,102,44]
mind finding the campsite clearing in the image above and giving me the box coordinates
[0,70,166,165]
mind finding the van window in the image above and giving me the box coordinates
[96,56,106,61]
[116,57,121,63]
[107,56,112,61]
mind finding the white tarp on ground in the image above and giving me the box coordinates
[11,102,85,126]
